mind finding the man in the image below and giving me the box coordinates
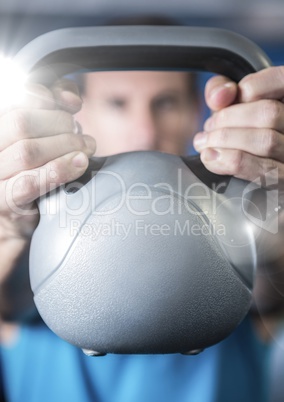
[0,60,284,401]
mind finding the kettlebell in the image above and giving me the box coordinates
[14,26,272,355]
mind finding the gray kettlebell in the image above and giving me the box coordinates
[14,26,272,355]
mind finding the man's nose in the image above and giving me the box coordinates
[130,107,158,150]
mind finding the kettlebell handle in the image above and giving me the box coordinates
[14,26,272,85]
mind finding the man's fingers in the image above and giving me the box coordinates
[1,151,90,212]
[0,134,96,180]
[21,84,56,110]
[194,128,284,163]
[239,66,284,103]
[0,79,82,117]
[205,67,284,110]
[205,75,238,111]
[203,99,284,133]
[0,109,79,151]
[199,147,280,183]
[51,79,83,113]
[0,83,56,117]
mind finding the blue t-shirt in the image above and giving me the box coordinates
[0,316,270,402]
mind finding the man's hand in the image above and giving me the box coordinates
[194,66,284,185]
[0,80,96,239]
[194,66,284,321]
[194,67,284,262]
[0,80,96,319]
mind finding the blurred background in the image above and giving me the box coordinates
[0,0,284,66]
[1,2,284,401]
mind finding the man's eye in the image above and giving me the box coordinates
[107,98,126,109]
[154,97,178,111]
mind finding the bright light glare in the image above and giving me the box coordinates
[0,55,27,109]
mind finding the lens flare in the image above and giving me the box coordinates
[0,54,27,110]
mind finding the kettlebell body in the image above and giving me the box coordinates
[30,152,256,354]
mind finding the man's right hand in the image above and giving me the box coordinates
[0,80,96,318]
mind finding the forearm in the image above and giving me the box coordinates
[251,256,284,316]
[0,237,36,321]
[251,209,284,311]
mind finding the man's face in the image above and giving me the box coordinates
[76,71,199,156]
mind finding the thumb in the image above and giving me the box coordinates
[205,75,238,112]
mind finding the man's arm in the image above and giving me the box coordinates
[0,81,96,321]
[194,66,284,322]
